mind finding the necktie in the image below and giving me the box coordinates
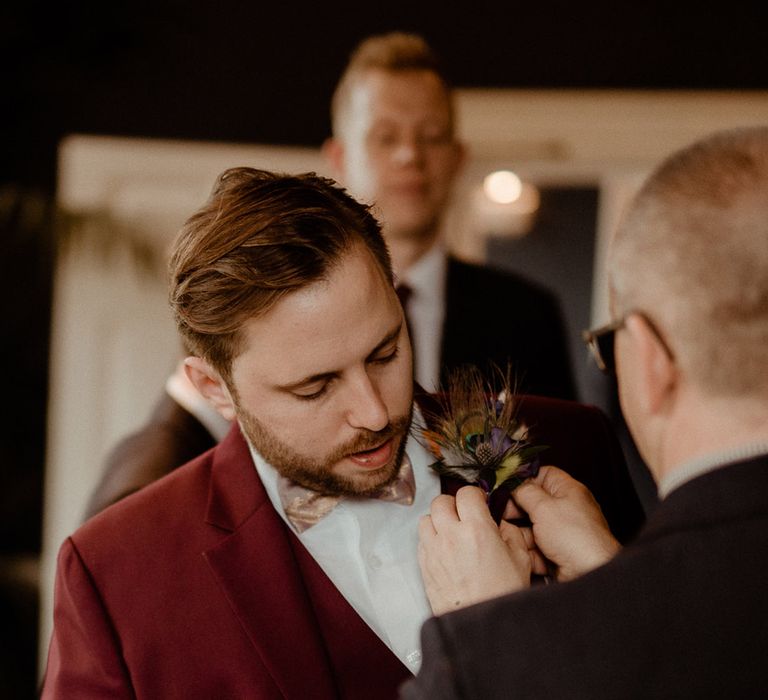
[279,454,416,533]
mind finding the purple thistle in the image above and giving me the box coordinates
[489,426,514,456]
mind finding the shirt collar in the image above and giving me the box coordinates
[246,404,434,534]
[397,243,447,303]
[659,441,768,498]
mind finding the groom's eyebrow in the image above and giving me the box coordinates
[278,321,404,392]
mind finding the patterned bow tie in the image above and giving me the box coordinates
[278,454,416,533]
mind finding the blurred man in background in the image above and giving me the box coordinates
[323,32,575,397]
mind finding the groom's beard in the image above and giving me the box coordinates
[237,404,413,497]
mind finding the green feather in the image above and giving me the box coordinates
[492,453,522,490]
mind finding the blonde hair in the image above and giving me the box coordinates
[610,126,768,396]
[330,32,453,136]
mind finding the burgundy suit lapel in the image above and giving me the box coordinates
[202,425,338,698]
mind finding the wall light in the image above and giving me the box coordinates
[483,170,523,204]
[472,170,540,237]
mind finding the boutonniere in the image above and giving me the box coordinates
[417,366,546,496]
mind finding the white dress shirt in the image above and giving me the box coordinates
[247,413,440,675]
[397,244,447,393]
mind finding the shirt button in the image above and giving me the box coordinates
[406,650,422,668]
[368,554,382,569]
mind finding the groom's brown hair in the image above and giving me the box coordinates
[169,167,392,382]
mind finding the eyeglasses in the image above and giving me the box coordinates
[582,312,675,374]
[582,318,625,374]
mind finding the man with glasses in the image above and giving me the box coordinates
[403,126,768,698]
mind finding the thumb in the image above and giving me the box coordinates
[455,485,494,523]
[513,479,550,515]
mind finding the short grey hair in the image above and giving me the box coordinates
[609,126,768,397]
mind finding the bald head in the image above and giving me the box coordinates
[609,126,768,397]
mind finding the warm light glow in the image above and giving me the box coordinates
[469,172,541,239]
[483,170,523,204]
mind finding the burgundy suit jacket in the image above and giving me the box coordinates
[42,396,642,699]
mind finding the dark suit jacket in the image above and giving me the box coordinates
[84,392,217,519]
[442,257,576,401]
[403,455,768,699]
[43,396,642,699]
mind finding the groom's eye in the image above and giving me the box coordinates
[370,345,399,366]
[293,381,331,401]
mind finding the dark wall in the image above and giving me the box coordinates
[4,3,767,190]
[487,187,598,401]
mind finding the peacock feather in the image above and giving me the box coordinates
[416,365,546,495]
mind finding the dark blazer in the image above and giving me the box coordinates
[43,396,642,699]
[403,455,768,700]
[442,257,576,401]
[84,392,217,519]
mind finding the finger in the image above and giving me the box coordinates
[500,525,538,578]
[454,486,494,523]
[535,465,581,497]
[418,514,436,540]
[512,479,549,514]
[499,522,526,549]
[502,498,526,521]
[529,549,549,576]
[503,526,549,575]
[500,523,536,558]
[429,494,459,527]
[518,526,536,551]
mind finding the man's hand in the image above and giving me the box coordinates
[418,486,532,616]
[508,466,621,582]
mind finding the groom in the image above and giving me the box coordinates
[42,168,641,698]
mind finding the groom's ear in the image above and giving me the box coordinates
[184,357,237,421]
